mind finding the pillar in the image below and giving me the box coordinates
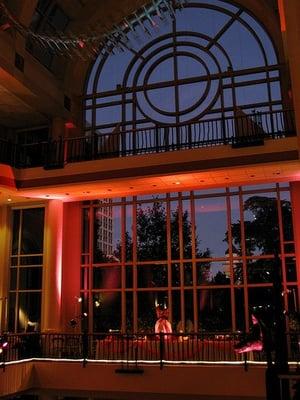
[51,117,66,141]
[42,200,64,332]
[0,205,10,331]
[281,0,300,151]
[61,202,81,332]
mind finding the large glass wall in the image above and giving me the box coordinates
[81,183,296,333]
[8,207,45,332]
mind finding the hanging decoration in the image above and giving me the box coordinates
[0,0,188,60]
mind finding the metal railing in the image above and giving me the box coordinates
[3,331,296,366]
[0,109,296,170]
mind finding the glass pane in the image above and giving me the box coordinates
[12,210,20,255]
[21,208,45,254]
[93,205,120,263]
[184,262,193,286]
[286,257,297,282]
[243,194,279,256]
[172,263,180,287]
[230,196,242,256]
[280,191,293,241]
[20,256,43,265]
[287,286,298,314]
[184,290,194,332]
[170,201,180,260]
[8,292,16,332]
[247,259,274,284]
[182,200,193,259]
[233,259,243,285]
[248,287,274,314]
[80,267,89,290]
[235,288,245,331]
[195,197,228,258]
[93,292,121,333]
[19,267,42,290]
[126,291,133,332]
[198,289,231,331]
[93,267,121,289]
[18,292,41,332]
[197,261,230,285]
[172,290,181,332]
[10,268,17,290]
[125,205,133,262]
[126,266,133,288]
[137,202,167,261]
[137,264,168,288]
[137,291,168,332]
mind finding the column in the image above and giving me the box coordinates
[281,0,300,150]
[61,202,81,332]
[0,205,9,331]
[52,117,66,140]
[42,200,64,332]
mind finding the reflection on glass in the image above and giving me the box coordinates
[197,261,230,285]
[137,264,168,288]
[18,292,41,332]
[287,286,298,313]
[248,287,273,313]
[93,267,121,289]
[93,292,121,332]
[195,197,227,257]
[8,293,16,332]
[125,205,133,262]
[93,205,121,263]
[198,289,231,331]
[170,201,179,260]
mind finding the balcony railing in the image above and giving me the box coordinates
[2,331,300,368]
[0,109,295,170]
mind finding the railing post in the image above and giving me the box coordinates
[188,124,192,148]
[155,126,160,153]
[159,332,164,370]
[221,115,227,144]
[82,331,88,367]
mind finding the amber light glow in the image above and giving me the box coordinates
[278,0,286,32]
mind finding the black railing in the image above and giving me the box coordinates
[2,331,300,366]
[0,110,296,170]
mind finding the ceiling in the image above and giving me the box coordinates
[1,159,300,205]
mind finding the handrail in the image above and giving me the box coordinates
[0,109,295,169]
[2,331,300,368]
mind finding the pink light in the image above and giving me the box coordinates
[65,121,76,129]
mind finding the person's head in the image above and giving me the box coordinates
[251,314,259,325]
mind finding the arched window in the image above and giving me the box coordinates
[84,0,283,139]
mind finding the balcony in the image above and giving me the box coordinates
[0,109,296,170]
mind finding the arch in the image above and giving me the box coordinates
[83,0,286,135]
